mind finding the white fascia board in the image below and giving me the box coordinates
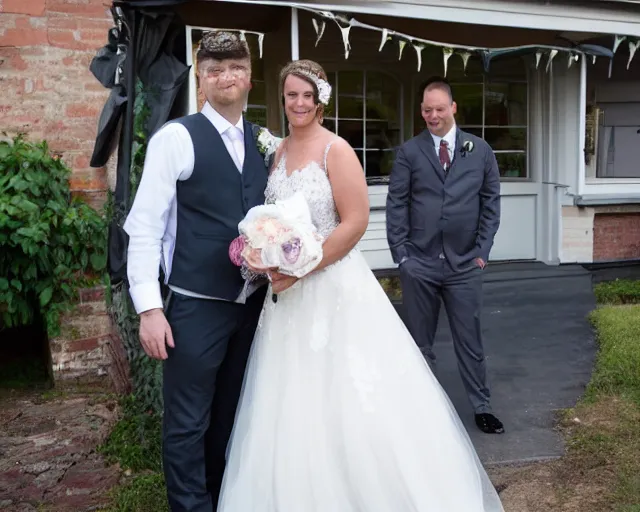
[222,0,640,37]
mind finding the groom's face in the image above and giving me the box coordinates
[198,57,252,108]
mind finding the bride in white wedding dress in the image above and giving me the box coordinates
[217,59,504,512]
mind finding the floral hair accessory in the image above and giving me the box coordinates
[296,70,332,106]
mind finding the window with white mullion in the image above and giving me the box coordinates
[322,69,403,183]
[411,50,528,178]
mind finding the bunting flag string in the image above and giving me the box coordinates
[628,40,639,69]
[312,18,325,47]
[292,4,636,74]
[197,8,638,75]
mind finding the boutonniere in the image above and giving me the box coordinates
[255,127,283,166]
[460,140,474,157]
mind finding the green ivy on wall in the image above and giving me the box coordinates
[0,135,107,337]
[108,80,164,414]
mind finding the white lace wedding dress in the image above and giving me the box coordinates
[217,141,504,512]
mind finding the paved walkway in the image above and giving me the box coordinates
[0,391,119,511]
[394,262,597,465]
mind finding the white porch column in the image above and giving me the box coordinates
[577,55,587,196]
[291,7,300,60]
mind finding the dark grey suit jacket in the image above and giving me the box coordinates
[386,128,501,271]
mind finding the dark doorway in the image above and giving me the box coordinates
[0,313,52,389]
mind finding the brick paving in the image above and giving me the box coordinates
[0,390,120,511]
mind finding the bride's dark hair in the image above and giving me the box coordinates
[279,59,328,122]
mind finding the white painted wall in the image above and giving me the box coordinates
[561,206,594,263]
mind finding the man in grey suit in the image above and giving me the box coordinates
[386,76,504,434]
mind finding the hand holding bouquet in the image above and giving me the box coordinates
[229,192,324,282]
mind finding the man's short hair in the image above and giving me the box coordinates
[196,31,250,67]
[421,76,453,103]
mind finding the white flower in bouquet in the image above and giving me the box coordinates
[229,192,324,279]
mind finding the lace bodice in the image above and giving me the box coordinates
[265,141,340,240]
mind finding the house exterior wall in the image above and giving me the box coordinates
[0,0,113,208]
[561,205,640,263]
[561,206,595,263]
[559,44,640,264]
[0,0,125,387]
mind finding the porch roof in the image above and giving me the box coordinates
[115,0,640,37]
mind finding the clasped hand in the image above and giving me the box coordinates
[244,251,299,294]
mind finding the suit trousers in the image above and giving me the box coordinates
[162,287,266,512]
[399,257,492,414]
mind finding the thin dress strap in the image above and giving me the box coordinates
[322,138,338,174]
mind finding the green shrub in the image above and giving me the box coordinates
[594,279,640,305]
[0,135,107,335]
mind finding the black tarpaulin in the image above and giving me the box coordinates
[90,4,189,284]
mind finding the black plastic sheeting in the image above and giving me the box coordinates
[90,5,189,284]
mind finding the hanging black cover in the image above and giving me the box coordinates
[90,4,190,283]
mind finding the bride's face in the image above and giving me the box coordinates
[283,74,319,128]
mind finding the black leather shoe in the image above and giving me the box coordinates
[475,413,505,434]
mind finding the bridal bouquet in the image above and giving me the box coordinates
[229,192,324,282]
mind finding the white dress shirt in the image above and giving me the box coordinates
[123,102,246,314]
[429,124,457,163]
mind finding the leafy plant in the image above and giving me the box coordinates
[0,134,107,335]
[594,279,640,305]
[108,80,163,413]
[99,394,162,472]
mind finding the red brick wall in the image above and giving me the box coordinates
[1,1,130,389]
[50,287,131,392]
[0,0,112,209]
[593,212,640,261]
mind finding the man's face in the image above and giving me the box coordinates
[198,57,252,108]
[421,87,457,137]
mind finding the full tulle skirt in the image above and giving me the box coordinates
[218,250,504,512]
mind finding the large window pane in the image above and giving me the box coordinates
[496,152,527,178]
[451,83,483,125]
[337,98,363,119]
[245,107,266,126]
[366,120,401,149]
[461,127,483,139]
[366,149,396,179]
[329,70,402,182]
[337,71,364,118]
[485,83,527,126]
[354,150,364,169]
[366,72,400,121]
[323,118,336,133]
[249,80,266,105]
[414,59,528,179]
[339,71,364,96]
[338,120,364,149]
[485,128,527,151]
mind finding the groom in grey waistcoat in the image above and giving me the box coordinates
[386,76,504,434]
[124,32,269,510]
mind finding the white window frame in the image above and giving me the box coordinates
[447,76,530,181]
[581,53,640,197]
[323,69,404,185]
